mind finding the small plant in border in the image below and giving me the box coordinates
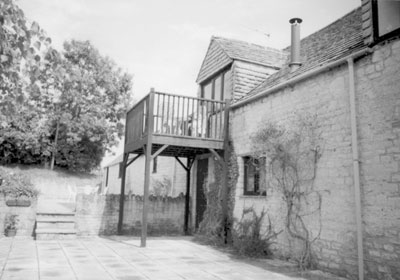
[4,214,19,236]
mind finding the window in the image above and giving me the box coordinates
[214,75,223,101]
[152,156,158,173]
[203,82,213,100]
[118,163,123,178]
[223,70,232,100]
[373,0,400,41]
[200,67,231,101]
[243,156,266,196]
[105,167,109,186]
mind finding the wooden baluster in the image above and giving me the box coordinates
[200,100,203,138]
[186,98,190,136]
[205,100,208,138]
[196,99,199,137]
[187,98,190,136]
[219,102,223,139]
[171,95,175,135]
[176,96,180,135]
[182,98,186,136]
[166,95,170,134]
[214,101,218,139]
[191,98,194,137]
[155,93,159,133]
[160,94,164,134]
[182,97,186,136]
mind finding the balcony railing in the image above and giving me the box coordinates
[125,91,227,150]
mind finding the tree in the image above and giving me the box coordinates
[47,40,133,172]
[1,1,133,172]
[0,0,53,164]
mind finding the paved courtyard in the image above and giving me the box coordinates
[0,237,345,280]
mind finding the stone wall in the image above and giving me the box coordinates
[229,38,400,279]
[0,196,37,237]
[75,193,185,236]
[356,39,400,279]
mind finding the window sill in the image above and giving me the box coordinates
[239,195,266,199]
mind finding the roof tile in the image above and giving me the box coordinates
[238,7,365,102]
[196,37,286,83]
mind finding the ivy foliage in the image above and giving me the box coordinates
[0,1,133,172]
[197,140,239,245]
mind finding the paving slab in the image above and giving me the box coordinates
[0,236,347,280]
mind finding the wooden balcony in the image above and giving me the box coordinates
[124,90,228,157]
[120,89,230,245]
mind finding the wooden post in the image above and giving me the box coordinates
[117,153,129,235]
[184,158,191,234]
[141,88,155,247]
[174,157,193,235]
[184,158,194,234]
[221,99,230,243]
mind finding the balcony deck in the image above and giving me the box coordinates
[124,90,228,157]
[120,89,230,246]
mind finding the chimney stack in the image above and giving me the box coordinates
[289,18,302,71]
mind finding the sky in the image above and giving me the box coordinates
[16,0,361,163]
[17,0,361,101]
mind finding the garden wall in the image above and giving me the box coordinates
[75,193,185,236]
[0,196,37,237]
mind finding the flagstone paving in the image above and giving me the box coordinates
[0,236,346,280]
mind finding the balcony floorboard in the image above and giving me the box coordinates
[124,133,223,158]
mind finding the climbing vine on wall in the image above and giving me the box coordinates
[197,139,239,245]
[251,113,323,269]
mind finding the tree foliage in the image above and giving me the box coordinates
[0,1,133,172]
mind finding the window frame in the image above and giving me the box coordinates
[105,167,109,186]
[243,156,266,196]
[200,66,230,101]
[372,0,400,44]
[152,156,158,173]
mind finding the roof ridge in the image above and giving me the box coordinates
[235,6,364,105]
[213,36,285,54]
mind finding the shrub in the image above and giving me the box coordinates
[4,214,19,230]
[232,207,280,257]
[0,167,39,198]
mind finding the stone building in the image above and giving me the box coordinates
[120,0,399,279]
[194,1,400,280]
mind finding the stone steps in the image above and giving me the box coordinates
[35,212,76,240]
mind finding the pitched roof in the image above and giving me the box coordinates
[196,37,286,83]
[237,7,365,102]
[103,154,123,168]
[103,153,140,168]
[214,37,287,69]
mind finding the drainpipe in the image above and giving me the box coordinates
[347,58,364,280]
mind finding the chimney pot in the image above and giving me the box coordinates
[289,17,302,71]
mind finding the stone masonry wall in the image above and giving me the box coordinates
[356,39,400,279]
[230,38,400,279]
[76,193,185,236]
[0,196,37,237]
